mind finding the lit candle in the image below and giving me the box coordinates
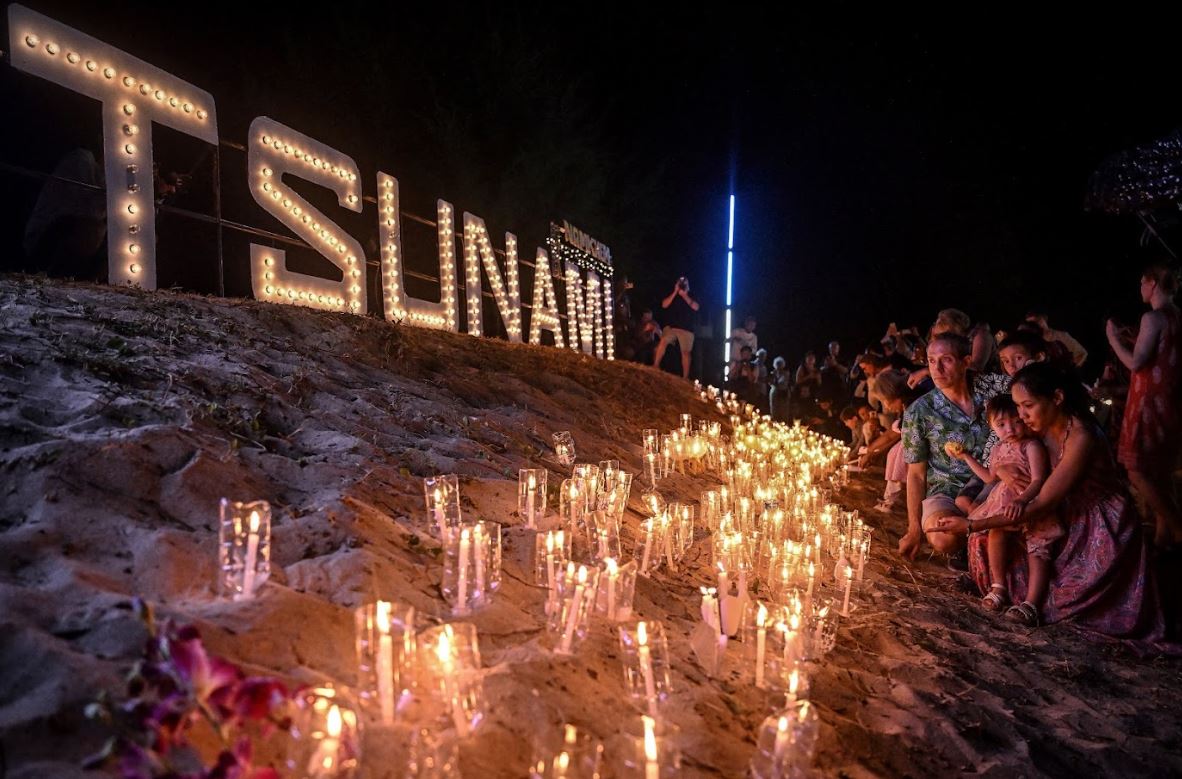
[434,487,447,539]
[455,528,471,614]
[376,601,395,725]
[857,538,868,581]
[434,629,468,737]
[661,515,676,571]
[772,714,790,764]
[638,622,658,717]
[526,473,537,528]
[813,605,828,651]
[646,452,657,486]
[841,563,853,617]
[568,481,579,528]
[545,532,557,615]
[241,510,261,600]
[640,519,653,576]
[806,561,815,600]
[308,703,342,777]
[605,558,619,620]
[560,565,588,654]
[787,668,800,705]
[785,612,801,668]
[473,524,486,603]
[643,714,659,779]
[755,603,768,689]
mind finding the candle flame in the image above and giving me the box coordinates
[564,723,578,745]
[375,600,391,634]
[435,628,452,665]
[606,558,619,576]
[643,715,658,762]
[778,715,789,734]
[528,473,536,490]
[546,532,555,553]
[248,510,260,534]
[576,565,588,585]
[789,669,799,695]
[637,620,648,646]
[756,603,768,627]
[326,704,342,737]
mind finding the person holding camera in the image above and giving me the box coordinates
[652,276,700,379]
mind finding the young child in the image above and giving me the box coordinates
[952,395,1061,622]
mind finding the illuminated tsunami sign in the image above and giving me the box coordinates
[6,4,613,359]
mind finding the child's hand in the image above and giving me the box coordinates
[1002,503,1025,522]
[943,441,965,460]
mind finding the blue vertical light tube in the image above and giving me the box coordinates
[723,194,736,374]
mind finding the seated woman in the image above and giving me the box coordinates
[933,363,1166,642]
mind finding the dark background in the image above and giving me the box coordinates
[3,2,1178,380]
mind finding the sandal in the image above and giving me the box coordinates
[1005,601,1040,626]
[981,584,1008,612]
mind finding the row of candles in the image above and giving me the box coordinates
[213,383,864,776]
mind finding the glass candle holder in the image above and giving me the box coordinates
[418,623,484,738]
[424,474,462,540]
[602,472,633,518]
[559,477,586,532]
[442,522,500,616]
[548,563,601,655]
[642,429,659,457]
[749,700,819,779]
[553,431,576,466]
[589,510,622,562]
[617,620,672,717]
[644,451,660,488]
[598,460,621,496]
[674,504,696,555]
[803,600,838,660]
[218,498,271,601]
[383,720,460,778]
[634,517,657,578]
[355,600,418,725]
[679,413,693,433]
[518,469,548,529]
[286,685,362,778]
[611,716,681,778]
[595,558,637,622]
[700,491,720,533]
[529,723,605,779]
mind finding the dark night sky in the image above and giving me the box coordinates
[3,3,1178,378]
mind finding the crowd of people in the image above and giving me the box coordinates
[630,263,1179,646]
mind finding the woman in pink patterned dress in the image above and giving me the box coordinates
[936,363,1165,641]
[1107,261,1182,549]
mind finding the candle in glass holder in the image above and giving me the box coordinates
[605,558,619,618]
[637,621,658,717]
[519,469,547,529]
[218,498,271,601]
[643,715,659,779]
[553,431,576,466]
[755,603,768,689]
[638,518,654,577]
[841,564,853,617]
[424,474,461,540]
[355,600,417,727]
